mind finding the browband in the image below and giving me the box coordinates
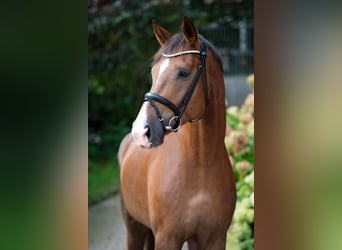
[162,50,200,58]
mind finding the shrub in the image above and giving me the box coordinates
[226,74,254,250]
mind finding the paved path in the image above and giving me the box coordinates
[89,195,127,250]
[89,195,189,250]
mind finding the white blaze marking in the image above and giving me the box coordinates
[131,102,151,148]
[156,58,169,85]
[131,59,169,148]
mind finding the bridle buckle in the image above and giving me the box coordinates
[165,116,181,132]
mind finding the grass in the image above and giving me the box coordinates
[88,156,120,205]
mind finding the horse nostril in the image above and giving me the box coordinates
[145,125,152,141]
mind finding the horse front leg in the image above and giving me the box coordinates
[187,238,200,250]
[120,195,151,250]
[202,234,227,250]
[154,232,183,250]
[187,234,227,250]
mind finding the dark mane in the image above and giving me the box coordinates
[152,33,223,72]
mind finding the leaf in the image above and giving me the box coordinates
[227,112,239,129]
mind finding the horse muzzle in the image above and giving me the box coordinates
[131,103,165,148]
[131,123,164,149]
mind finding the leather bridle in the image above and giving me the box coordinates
[144,37,209,132]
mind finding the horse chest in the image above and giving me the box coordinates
[150,163,227,212]
[149,180,227,233]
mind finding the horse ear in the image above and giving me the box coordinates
[181,17,198,46]
[152,20,172,46]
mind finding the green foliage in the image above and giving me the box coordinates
[225,75,254,250]
[88,157,121,204]
[227,112,240,130]
[227,170,254,250]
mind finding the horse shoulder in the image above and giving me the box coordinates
[118,133,134,168]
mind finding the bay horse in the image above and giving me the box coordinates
[118,17,236,250]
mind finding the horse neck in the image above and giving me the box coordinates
[179,64,226,163]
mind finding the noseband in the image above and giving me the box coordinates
[144,37,208,132]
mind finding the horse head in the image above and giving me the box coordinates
[132,17,208,148]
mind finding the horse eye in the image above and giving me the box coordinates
[177,70,191,79]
